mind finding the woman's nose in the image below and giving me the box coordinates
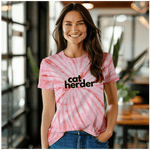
[71,25,78,32]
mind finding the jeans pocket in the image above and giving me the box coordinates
[91,135,107,144]
[51,133,66,147]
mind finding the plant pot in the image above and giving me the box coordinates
[118,97,134,115]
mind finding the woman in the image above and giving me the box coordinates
[38,2,119,149]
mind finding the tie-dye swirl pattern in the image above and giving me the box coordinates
[38,51,119,146]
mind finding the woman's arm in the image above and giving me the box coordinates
[41,89,56,149]
[97,81,118,142]
[104,81,118,133]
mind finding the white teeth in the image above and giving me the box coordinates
[70,35,80,37]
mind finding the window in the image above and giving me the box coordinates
[1,1,27,148]
[49,1,63,55]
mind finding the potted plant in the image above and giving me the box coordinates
[117,82,140,115]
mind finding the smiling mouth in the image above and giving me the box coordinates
[69,34,81,38]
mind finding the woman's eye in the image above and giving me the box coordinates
[65,23,84,26]
[78,23,84,25]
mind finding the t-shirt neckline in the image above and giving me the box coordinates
[61,50,88,61]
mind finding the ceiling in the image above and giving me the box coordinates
[61,1,133,9]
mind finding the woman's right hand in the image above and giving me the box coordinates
[96,129,112,142]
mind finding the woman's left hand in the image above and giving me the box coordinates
[96,129,113,142]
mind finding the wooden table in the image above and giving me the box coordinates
[116,104,149,148]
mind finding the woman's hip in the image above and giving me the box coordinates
[50,130,109,149]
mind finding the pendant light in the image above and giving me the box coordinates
[131,1,149,28]
[82,1,94,9]
[2,5,11,11]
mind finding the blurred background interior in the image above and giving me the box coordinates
[1,1,149,149]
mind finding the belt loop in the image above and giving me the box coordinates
[78,131,80,135]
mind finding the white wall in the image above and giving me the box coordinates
[135,17,149,57]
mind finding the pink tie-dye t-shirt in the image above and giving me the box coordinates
[38,50,119,146]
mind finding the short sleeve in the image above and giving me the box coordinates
[38,59,54,90]
[102,53,119,84]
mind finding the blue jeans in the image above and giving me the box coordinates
[50,130,109,149]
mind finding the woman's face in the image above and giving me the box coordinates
[62,11,87,45]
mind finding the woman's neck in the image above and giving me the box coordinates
[64,47,85,58]
[64,43,86,58]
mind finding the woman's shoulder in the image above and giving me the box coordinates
[42,51,63,64]
[104,52,111,58]
[103,52,113,62]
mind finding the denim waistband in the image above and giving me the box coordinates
[66,130,91,135]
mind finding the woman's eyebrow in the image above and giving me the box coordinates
[65,20,84,23]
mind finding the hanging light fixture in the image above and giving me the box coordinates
[138,10,149,28]
[2,5,11,11]
[82,1,94,9]
[1,1,11,11]
[131,1,149,28]
[131,1,148,14]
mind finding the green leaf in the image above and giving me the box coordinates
[27,47,39,79]
[112,32,123,68]
[123,95,130,102]
[116,83,124,90]
[124,86,130,91]
[112,39,120,68]
[119,89,128,98]
[128,91,140,99]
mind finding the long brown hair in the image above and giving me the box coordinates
[52,2,104,83]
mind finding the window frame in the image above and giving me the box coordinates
[1,1,29,148]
